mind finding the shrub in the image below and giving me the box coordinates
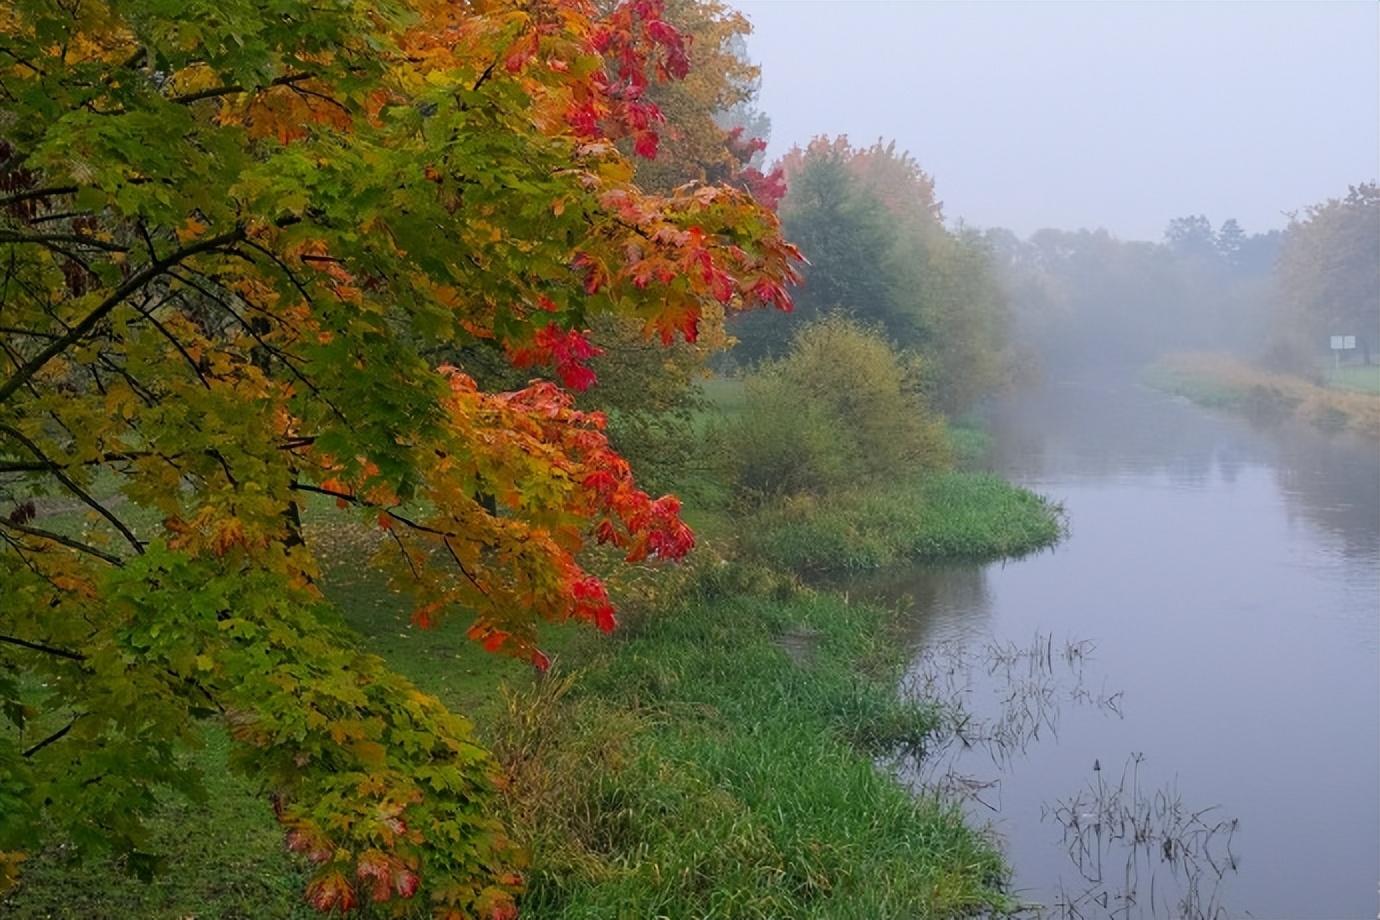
[717,315,950,503]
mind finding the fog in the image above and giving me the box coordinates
[740,1,1379,241]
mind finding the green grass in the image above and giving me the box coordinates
[1141,362,1249,410]
[947,424,993,469]
[1325,363,1380,394]
[743,472,1064,575]
[494,580,1010,919]
[2,729,315,920]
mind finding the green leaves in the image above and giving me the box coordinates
[0,0,798,914]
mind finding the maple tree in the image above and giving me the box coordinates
[569,0,786,490]
[0,0,798,915]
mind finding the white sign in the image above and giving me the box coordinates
[1330,335,1356,350]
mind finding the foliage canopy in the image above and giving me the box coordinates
[0,0,798,914]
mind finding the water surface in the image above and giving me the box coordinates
[872,376,1379,918]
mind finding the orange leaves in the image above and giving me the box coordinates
[232,83,354,145]
[504,31,542,74]
[330,366,701,668]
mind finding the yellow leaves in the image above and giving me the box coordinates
[164,63,222,102]
[0,851,28,895]
[351,740,388,769]
[103,382,142,422]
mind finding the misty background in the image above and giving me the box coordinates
[739,0,1379,242]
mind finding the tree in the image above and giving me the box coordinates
[718,315,949,501]
[1215,218,1247,265]
[730,137,1007,413]
[0,1,799,915]
[1275,183,1380,364]
[575,0,784,491]
[1164,214,1218,259]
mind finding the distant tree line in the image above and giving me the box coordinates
[981,183,1379,377]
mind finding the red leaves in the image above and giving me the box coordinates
[286,826,333,865]
[582,0,688,157]
[566,100,601,138]
[645,19,686,67]
[632,130,660,160]
[508,322,604,392]
[411,600,443,630]
[504,32,540,73]
[740,166,788,211]
[467,621,512,653]
[570,573,616,632]
[420,367,698,659]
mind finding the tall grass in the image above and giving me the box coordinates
[491,581,1011,919]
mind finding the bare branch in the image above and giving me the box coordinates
[0,632,85,661]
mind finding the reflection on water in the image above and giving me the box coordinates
[855,375,1380,919]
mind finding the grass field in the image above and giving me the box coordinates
[2,535,1012,919]
[742,473,1064,575]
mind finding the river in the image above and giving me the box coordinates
[866,374,1379,919]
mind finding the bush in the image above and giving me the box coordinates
[717,315,950,503]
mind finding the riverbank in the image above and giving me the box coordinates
[744,472,1064,574]
[2,379,1061,918]
[1145,352,1380,437]
[1,550,1025,919]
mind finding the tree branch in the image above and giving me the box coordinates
[0,517,125,565]
[0,632,85,661]
[169,72,313,105]
[0,424,145,555]
[23,718,78,757]
[0,227,244,405]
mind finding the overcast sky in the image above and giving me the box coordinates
[736,1,1380,241]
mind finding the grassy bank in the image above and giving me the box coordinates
[744,473,1064,575]
[1146,352,1380,437]
[5,369,1053,918]
[3,551,1012,919]
[494,575,1009,918]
